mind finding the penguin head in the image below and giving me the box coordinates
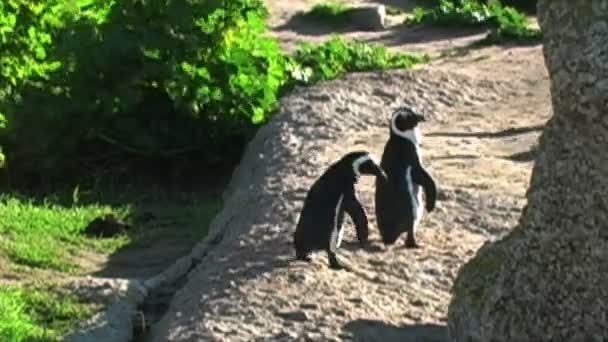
[345,151,386,183]
[389,106,426,145]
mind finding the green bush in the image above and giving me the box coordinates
[0,1,429,187]
[1,0,289,185]
[292,36,429,84]
[303,1,352,22]
[407,0,541,43]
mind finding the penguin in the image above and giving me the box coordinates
[374,106,437,248]
[293,151,387,270]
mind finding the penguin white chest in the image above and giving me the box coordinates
[405,166,423,224]
[330,195,345,252]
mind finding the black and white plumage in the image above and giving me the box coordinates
[374,107,437,248]
[293,151,387,270]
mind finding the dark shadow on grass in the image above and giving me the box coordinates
[85,183,226,279]
[344,319,448,342]
[427,124,544,139]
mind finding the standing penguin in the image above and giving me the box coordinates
[293,151,387,270]
[375,106,437,248]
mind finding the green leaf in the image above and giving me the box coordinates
[251,107,265,124]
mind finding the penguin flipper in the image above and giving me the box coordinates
[343,190,369,245]
[412,165,437,212]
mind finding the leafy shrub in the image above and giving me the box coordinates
[1,0,289,185]
[291,36,429,84]
[481,1,540,42]
[407,0,541,43]
[0,1,429,187]
[303,1,352,22]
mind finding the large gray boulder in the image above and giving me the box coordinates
[447,1,608,340]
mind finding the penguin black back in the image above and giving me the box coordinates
[294,151,386,270]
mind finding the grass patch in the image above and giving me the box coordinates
[0,185,222,339]
[292,36,430,84]
[0,284,98,342]
[94,187,223,248]
[0,195,129,272]
[0,188,221,273]
[406,0,541,44]
[302,1,352,23]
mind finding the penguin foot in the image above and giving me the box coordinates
[359,240,383,253]
[405,236,422,249]
[359,239,371,249]
[405,241,422,249]
[329,261,345,270]
[295,252,312,263]
[327,251,346,270]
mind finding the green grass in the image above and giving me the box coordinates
[0,186,222,340]
[0,195,129,272]
[97,187,223,248]
[0,189,221,272]
[303,1,352,22]
[406,0,542,44]
[0,285,97,342]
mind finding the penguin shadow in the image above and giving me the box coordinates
[339,239,386,254]
[504,144,538,162]
[426,124,544,139]
[344,319,448,342]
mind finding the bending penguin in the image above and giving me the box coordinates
[374,106,437,248]
[293,151,387,270]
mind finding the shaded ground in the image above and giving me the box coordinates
[267,0,538,55]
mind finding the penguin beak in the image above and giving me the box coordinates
[416,114,426,122]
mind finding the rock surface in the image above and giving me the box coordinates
[147,44,552,340]
[448,1,608,340]
[64,278,147,342]
[347,5,386,31]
